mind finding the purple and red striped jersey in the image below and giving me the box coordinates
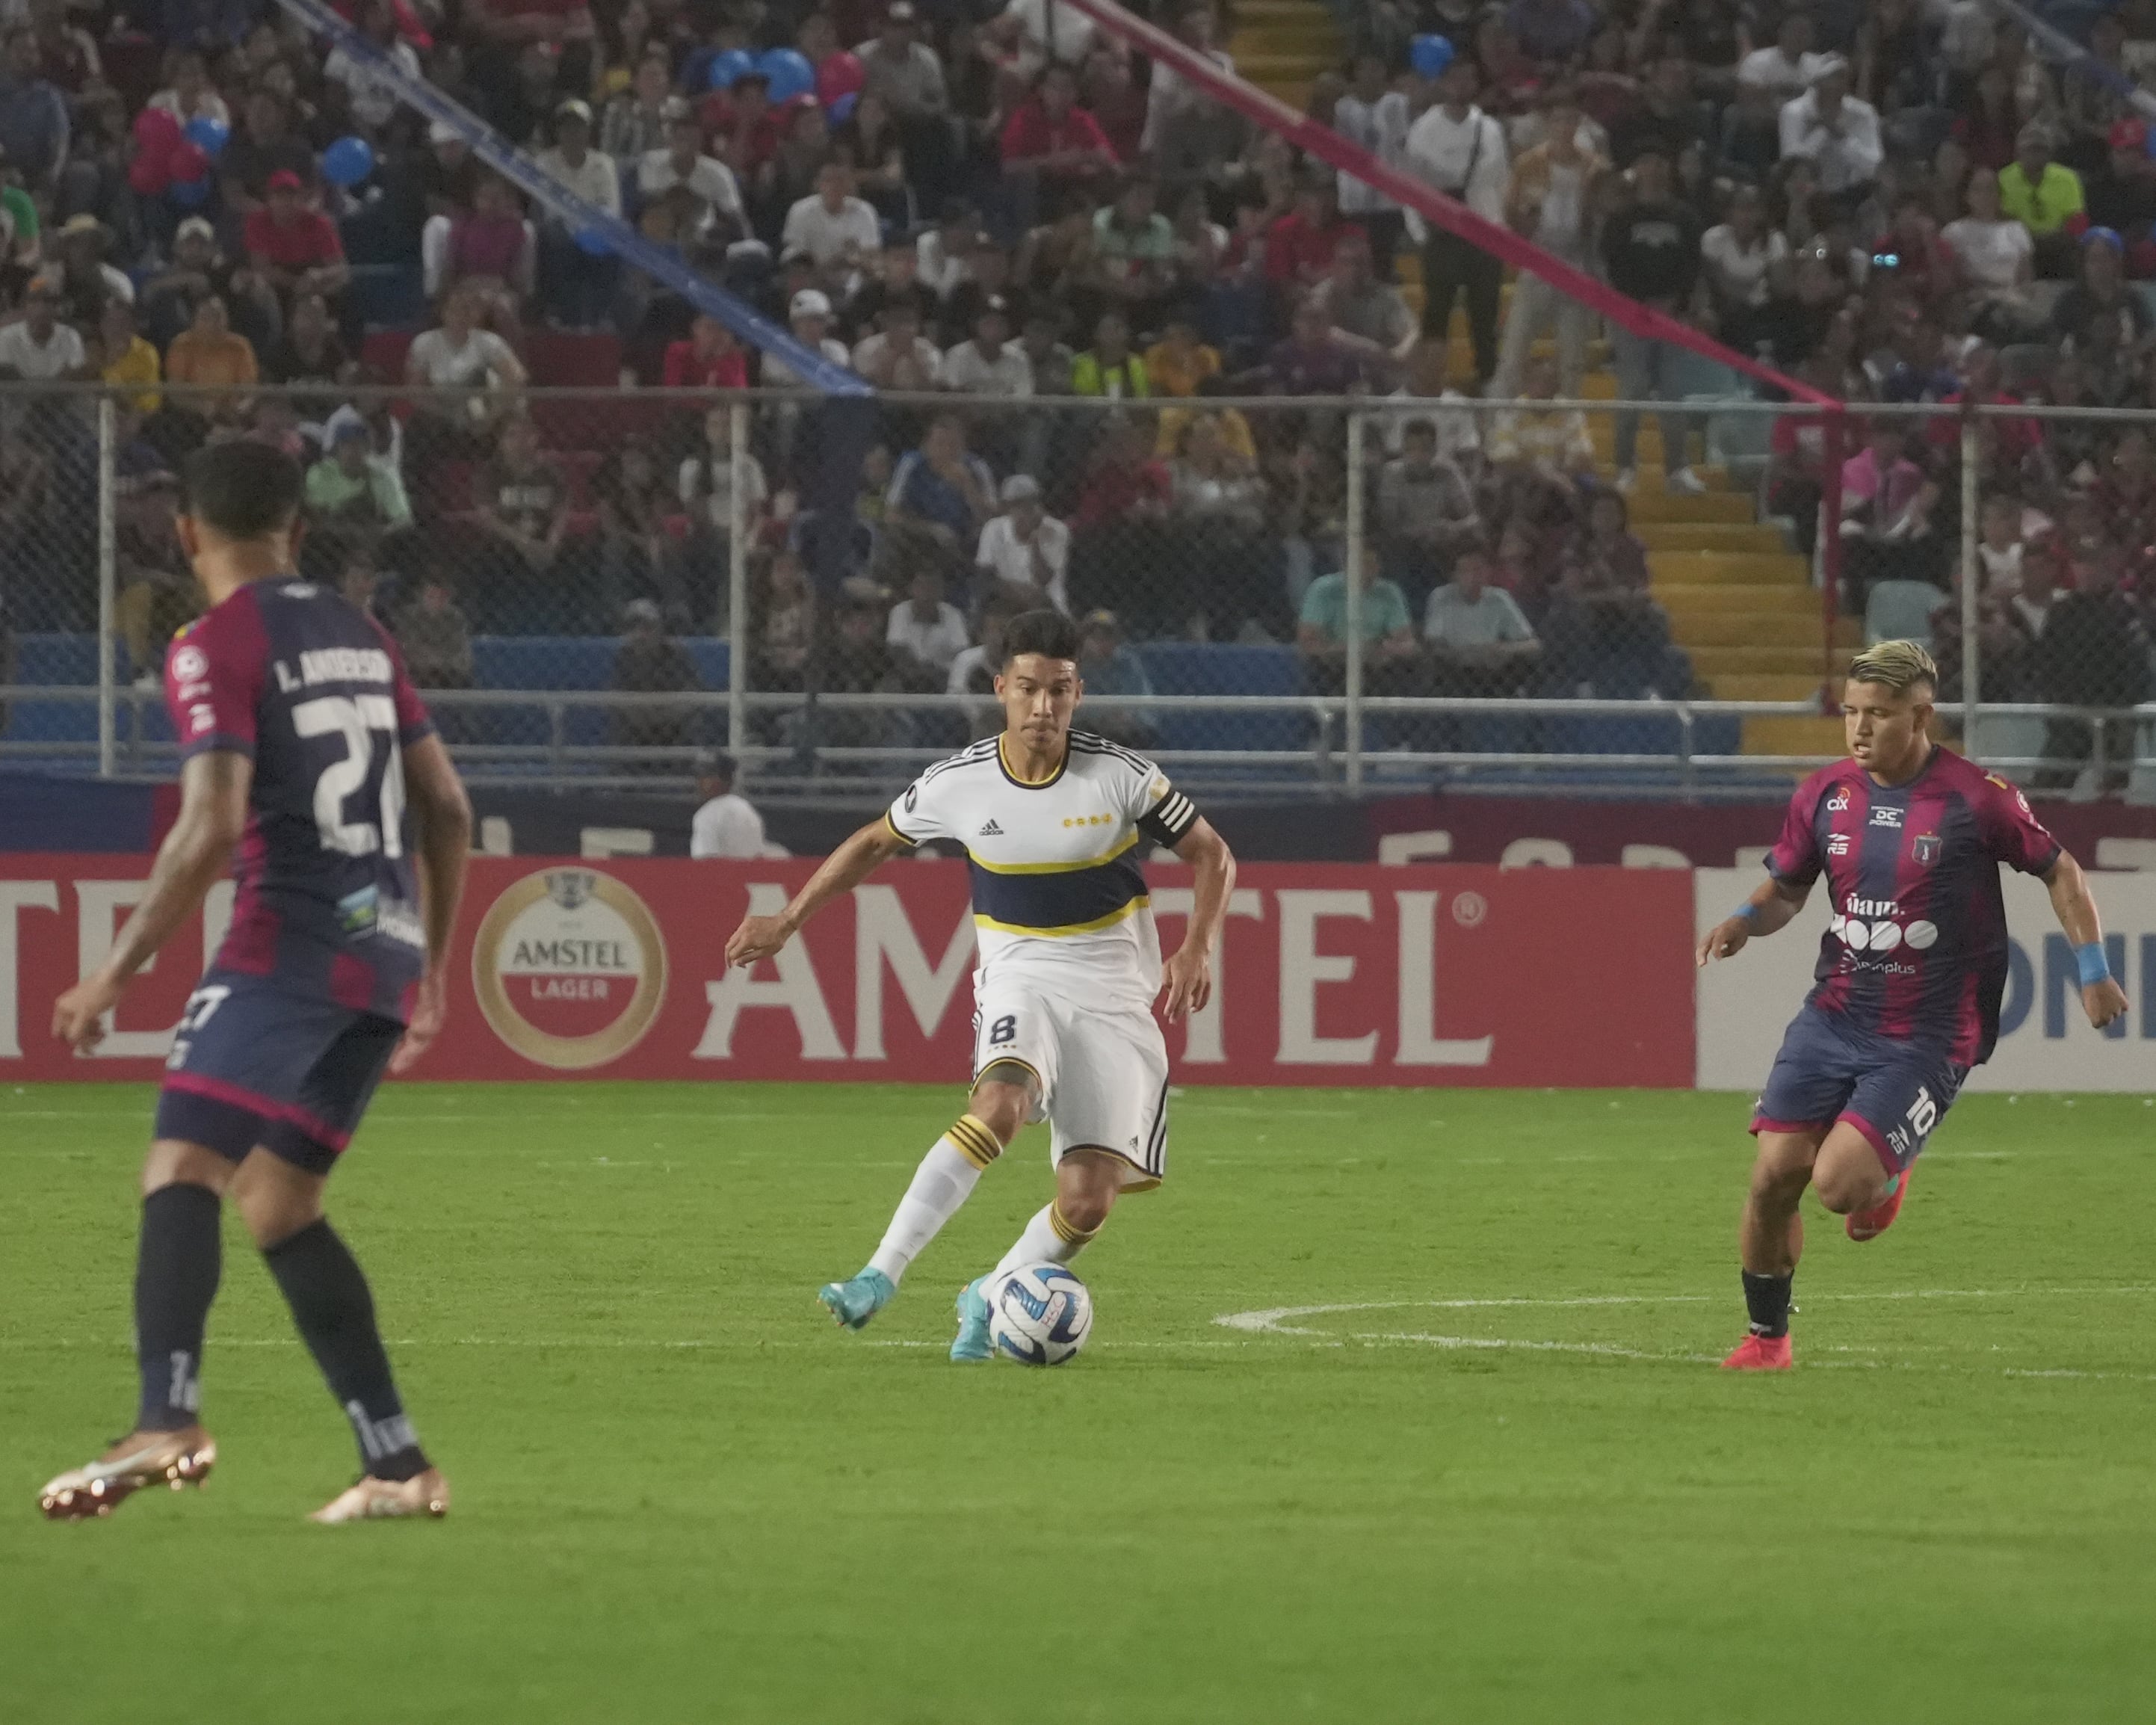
[1764,747,2061,1065]
[164,577,435,1022]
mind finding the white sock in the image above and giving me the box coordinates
[992,1202,1099,1280]
[867,1115,1001,1283]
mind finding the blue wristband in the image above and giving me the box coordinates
[1732,903,1761,924]
[2075,942,2112,987]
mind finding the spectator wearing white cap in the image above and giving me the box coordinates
[1778,57,1881,208]
[976,473,1071,612]
[759,288,853,389]
[534,97,620,327]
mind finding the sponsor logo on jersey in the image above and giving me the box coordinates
[979,819,1004,836]
[472,868,669,1070]
[1868,806,1903,828]
[1830,910,1939,953]
[1827,833,1850,857]
[1912,833,1941,865]
[171,644,208,683]
[1826,790,1851,812]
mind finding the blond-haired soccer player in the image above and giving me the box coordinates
[725,610,1236,1359]
[1699,641,2128,1369]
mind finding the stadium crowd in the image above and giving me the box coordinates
[0,0,2151,769]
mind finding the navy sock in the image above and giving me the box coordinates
[135,1184,223,1432]
[1741,1270,1794,1339]
[264,1219,428,1482]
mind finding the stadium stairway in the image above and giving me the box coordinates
[1229,0,1341,109]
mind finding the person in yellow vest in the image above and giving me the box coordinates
[1997,123,2087,278]
[96,297,161,414]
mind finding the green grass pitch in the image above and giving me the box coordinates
[4,1081,2155,1724]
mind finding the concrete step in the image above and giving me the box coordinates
[1647,551,1811,587]
[1692,644,1853,678]
[1635,522,1791,555]
[1666,612,1830,647]
[1233,23,1341,53]
[1743,715,1847,757]
[1237,51,1338,79]
[1654,584,1820,617]
[1623,490,1758,524]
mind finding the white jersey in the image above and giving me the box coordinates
[885,731,1200,1007]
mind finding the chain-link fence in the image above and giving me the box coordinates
[1,382,2152,801]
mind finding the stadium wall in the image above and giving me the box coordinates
[5,858,2147,1090]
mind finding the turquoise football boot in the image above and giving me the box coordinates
[818,1268,895,1330]
[951,1274,994,1362]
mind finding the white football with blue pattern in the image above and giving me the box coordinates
[986,1263,1093,1366]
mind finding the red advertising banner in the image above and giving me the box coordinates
[0,858,1694,1087]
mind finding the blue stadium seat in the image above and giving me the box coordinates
[347,263,428,333]
[1131,644,1303,752]
[15,632,98,685]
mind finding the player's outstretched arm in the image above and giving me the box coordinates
[724,818,911,968]
[52,750,252,1052]
[392,735,475,1075]
[1696,877,1809,968]
[1160,818,1235,1023]
[2042,851,2130,1030]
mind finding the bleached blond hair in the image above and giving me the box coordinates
[1847,639,1939,696]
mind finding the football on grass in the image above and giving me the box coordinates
[987,1263,1093,1365]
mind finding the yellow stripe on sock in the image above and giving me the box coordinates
[1048,1202,1099,1246]
[948,1115,1002,1170]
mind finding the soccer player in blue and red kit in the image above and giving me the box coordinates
[39,442,473,1520]
[1698,641,2129,1370]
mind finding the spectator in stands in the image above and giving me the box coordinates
[1424,540,1542,703]
[640,96,747,244]
[767,94,838,232]
[138,217,263,356]
[853,297,943,389]
[941,294,1032,398]
[0,27,65,197]
[1262,167,1361,294]
[1494,85,1602,396]
[1698,183,1791,359]
[977,472,1070,611]
[1075,608,1155,749]
[534,98,621,329]
[1738,10,1831,106]
[1543,490,1688,697]
[306,407,413,537]
[2082,120,2156,277]
[588,435,672,626]
[1167,410,1273,638]
[782,158,881,302]
[1999,123,2086,279]
[852,235,939,332]
[1839,418,1941,611]
[763,288,853,394]
[405,285,528,445]
[999,61,1118,219]
[1379,339,1482,472]
[1090,174,1176,330]
[601,46,673,163]
[1610,55,1709,184]
[148,47,228,131]
[96,298,160,415]
[43,213,127,329]
[2053,227,2152,357]
[691,750,783,859]
[1600,143,1706,495]
[885,563,971,691]
[163,293,256,431]
[1297,551,1421,720]
[1264,295,1390,396]
[1486,351,1595,525]
[1944,166,2040,342]
[1778,58,1882,219]
[428,174,535,342]
[1072,310,1149,398]
[702,69,782,197]
[855,1,952,202]
[941,235,1027,347]
[0,274,78,392]
[1716,78,1784,188]
[262,291,353,418]
[1311,232,1416,362]
[610,598,700,763]
[1404,55,1509,381]
[752,546,815,692]
[833,89,912,229]
[323,1,417,135]
[1378,418,1481,607]
[245,170,350,318]
[2031,549,2152,795]
[662,313,748,390]
[1332,52,1411,276]
[394,571,475,696]
[1019,306,1075,395]
[466,410,571,629]
[889,411,994,543]
[675,403,768,624]
[220,87,315,215]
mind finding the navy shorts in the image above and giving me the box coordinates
[153,972,404,1176]
[1750,1006,1968,1174]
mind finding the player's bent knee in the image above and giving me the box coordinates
[229,1151,328,1249]
[141,1139,238,1199]
[1811,1135,1890,1215]
[966,1074,1033,1143]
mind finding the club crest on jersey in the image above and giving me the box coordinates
[1826,790,1851,812]
[1869,806,1903,829]
[1912,833,1941,865]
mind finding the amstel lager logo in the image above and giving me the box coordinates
[472,868,668,1069]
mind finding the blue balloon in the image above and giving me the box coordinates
[707,48,756,90]
[168,176,211,209]
[321,135,376,187]
[756,46,815,104]
[1410,34,1455,78]
[182,114,229,158]
[574,227,613,257]
[827,90,859,127]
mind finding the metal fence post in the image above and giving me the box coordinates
[1959,414,1980,750]
[728,400,749,754]
[95,392,116,778]
[1344,408,1365,792]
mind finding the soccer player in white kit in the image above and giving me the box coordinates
[723,611,1237,1359]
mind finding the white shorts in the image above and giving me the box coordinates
[971,976,1169,1189]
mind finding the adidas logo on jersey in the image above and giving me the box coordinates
[978,820,1004,836]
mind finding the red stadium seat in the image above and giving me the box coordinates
[360,329,417,380]
[524,330,640,452]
